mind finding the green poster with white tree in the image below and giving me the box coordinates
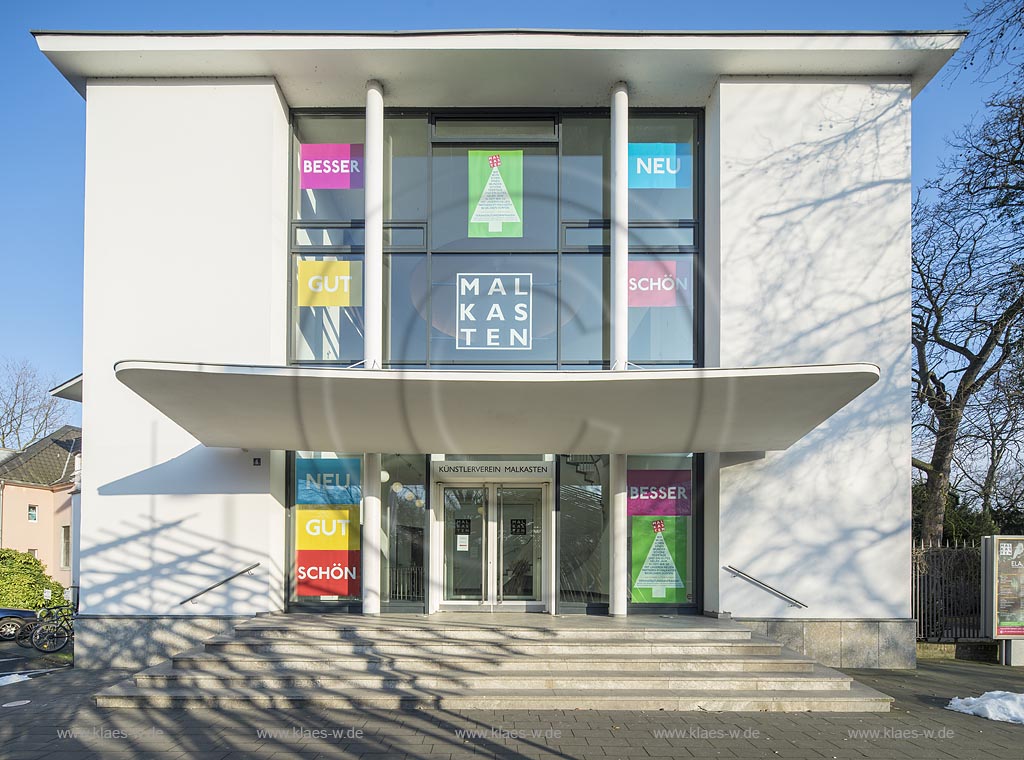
[468,150,523,238]
[630,516,687,603]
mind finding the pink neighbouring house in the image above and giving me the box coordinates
[0,425,82,588]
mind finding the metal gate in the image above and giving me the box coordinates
[912,541,983,640]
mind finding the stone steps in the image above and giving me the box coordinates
[95,682,892,711]
[93,614,893,712]
[234,625,754,642]
[171,650,817,674]
[201,637,784,657]
[136,661,850,691]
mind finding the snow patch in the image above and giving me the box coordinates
[946,691,1024,724]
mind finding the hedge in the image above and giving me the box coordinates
[0,548,65,609]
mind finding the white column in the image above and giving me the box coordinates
[362,80,384,615]
[609,453,628,616]
[610,81,629,370]
[362,453,382,615]
[364,79,384,370]
[609,82,630,617]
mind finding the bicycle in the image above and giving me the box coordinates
[31,605,74,653]
[13,606,56,648]
[15,620,39,648]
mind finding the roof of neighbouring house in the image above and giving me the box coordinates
[0,425,82,488]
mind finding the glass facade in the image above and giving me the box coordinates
[291,111,699,369]
[558,455,610,608]
[380,454,428,607]
[626,453,697,609]
[291,114,367,365]
[627,114,699,367]
[287,110,702,612]
[292,253,365,363]
[290,452,363,605]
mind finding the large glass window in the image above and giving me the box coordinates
[292,111,700,370]
[384,253,428,365]
[626,453,696,608]
[293,115,365,222]
[627,116,697,222]
[561,254,608,364]
[561,117,609,222]
[385,116,429,222]
[292,254,365,363]
[381,454,428,608]
[291,452,363,605]
[627,114,699,365]
[291,114,367,365]
[628,252,695,364]
[431,253,557,363]
[384,252,606,367]
[431,144,558,252]
[558,455,609,608]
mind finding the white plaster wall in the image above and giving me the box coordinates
[707,77,912,619]
[80,79,290,616]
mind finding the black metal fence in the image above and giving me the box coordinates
[912,541,983,641]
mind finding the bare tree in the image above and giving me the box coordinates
[953,364,1024,516]
[963,1,1024,85]
[0,359,71,450]
[912,97,1024,544]
[911,2,1024,543]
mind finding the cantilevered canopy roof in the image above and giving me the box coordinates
[114,361,879,454]
[50,373,83,402]
[35,29,963,103]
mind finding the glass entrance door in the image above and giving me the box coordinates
[442,483,544,605]
[498,486,542,602]
[442,486,486,601]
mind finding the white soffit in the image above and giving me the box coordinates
[114,361,880,454]
[35,30,964,104]
[50,374,83,402]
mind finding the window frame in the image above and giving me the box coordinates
[288,107,704,371]
[60,525,71,569]
[625,452,704,615]
[625,110,704,368]
[27,504,38,523]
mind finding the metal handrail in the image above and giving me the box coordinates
[722,565,808,609]
[179,562,260,605]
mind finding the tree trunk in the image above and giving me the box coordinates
[921,410,961,544]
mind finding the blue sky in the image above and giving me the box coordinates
[0,0,998,407]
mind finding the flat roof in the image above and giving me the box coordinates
[35,29,964,105]
[32,28,967,36]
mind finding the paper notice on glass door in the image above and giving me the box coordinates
[457,535,470,552]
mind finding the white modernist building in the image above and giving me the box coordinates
[38,29,962,668]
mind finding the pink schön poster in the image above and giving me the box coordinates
[628,259,678,308]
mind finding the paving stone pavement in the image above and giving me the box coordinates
[0,658,1020,759]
